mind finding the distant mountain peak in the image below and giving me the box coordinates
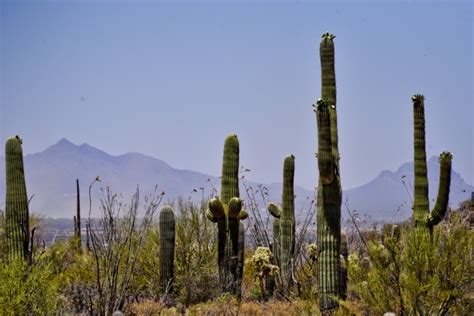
[46,138,77,152]
[56,137,75,147]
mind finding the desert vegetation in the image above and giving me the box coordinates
[1,33,472,315]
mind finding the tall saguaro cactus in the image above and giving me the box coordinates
[267,155,295,288]
[206,135,247,297]
[159,206,176,295]
[5,136,30,261]
[314,32,343,311]
[412,95,452,230]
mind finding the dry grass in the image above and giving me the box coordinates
[127,297,364,315]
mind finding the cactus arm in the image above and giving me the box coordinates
[208,197,225,219]
[412,94,430,224]
[267,202,282,218]
[205,208,218,223]
[5,136,30,261]
[238,210,248,220]
[159,206,176,294]
[272,218,280,268]
[428,152,452,226]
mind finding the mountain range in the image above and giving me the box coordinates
[0,138,472,221]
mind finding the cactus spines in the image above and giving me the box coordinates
[267,155,295,288]
[412,95,452,229]
[206,135,247,297]
[315,32,343,311]
[159,206,176,295]
[5,136,30,261]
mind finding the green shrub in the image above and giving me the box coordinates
[348,211,473,314]
[174,198,219,305]
[0,258,61,314]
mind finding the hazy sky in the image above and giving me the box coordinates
[1,1,472,190]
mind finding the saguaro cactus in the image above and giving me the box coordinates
[314,32,343,311]
[267,155,295,288]
[73,179,82,248]
[5,136,30,261]
[206,135,247,297]
[412,94,452,230]
[315,99,342,310]
[159,206,176,294]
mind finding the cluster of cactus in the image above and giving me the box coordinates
[267,155,295,289]
[4,136,30,262]
[159,205,176,295]
[411,94,452,231]
[206,135,247,297]
[314,32,343,311]
[0,31,457,315]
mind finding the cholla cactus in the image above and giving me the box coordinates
[249,247,279,300]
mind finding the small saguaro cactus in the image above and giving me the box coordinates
[5,136,30,261]
[267,155,295,288]
[314,31,343,311]
[206,135,248,297]
[159,206,176,295]
[412,94,452,230]
[74,179,82,248]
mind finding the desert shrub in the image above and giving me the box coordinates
[0,257,61,314]
[132,223,161,299]
[86,187,162,314]
[174,198,220,305]
[349,210,473,314]
[126,299,165,315]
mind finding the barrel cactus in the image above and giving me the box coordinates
[159,205,176,295]
[412,95,452,230]
[5,136,30,261]
[267,155,295,288]
[313,32,343,311]
[206,135,247,297]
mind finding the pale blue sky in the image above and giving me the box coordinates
[1,0,472,190]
